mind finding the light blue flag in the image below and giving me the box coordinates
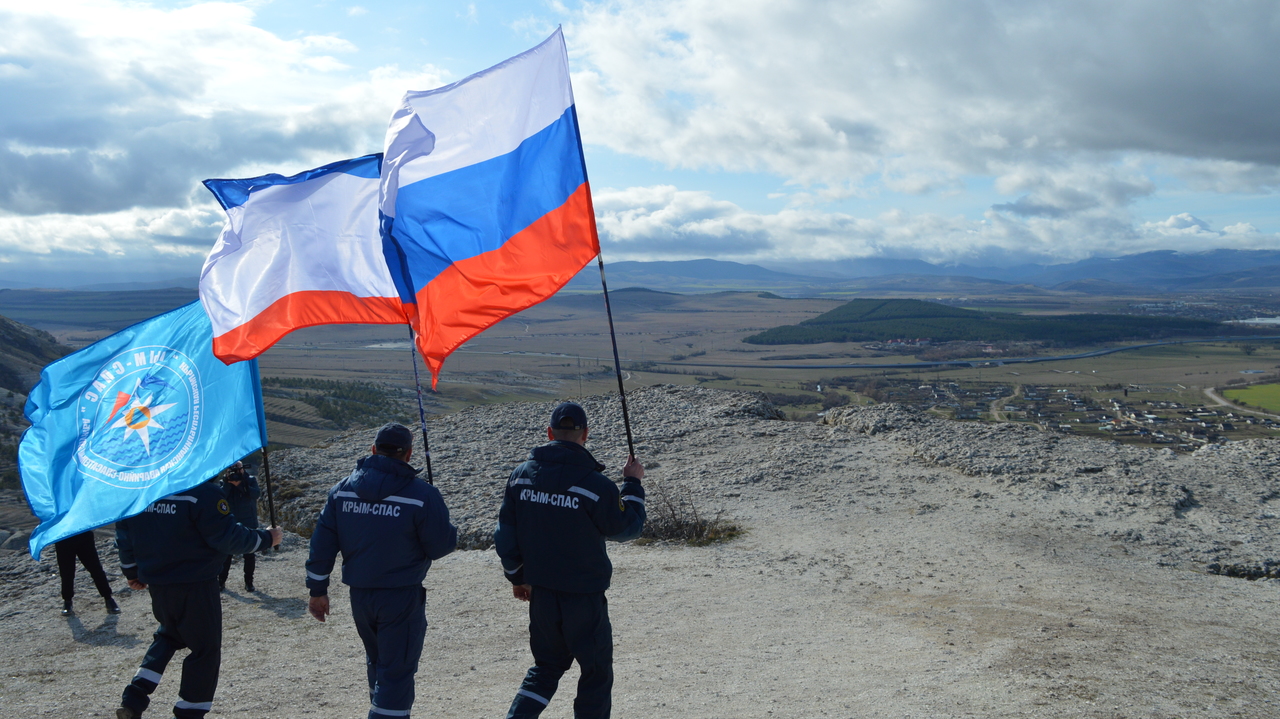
[18,301,268,559]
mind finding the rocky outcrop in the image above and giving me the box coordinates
[264,385,786,547]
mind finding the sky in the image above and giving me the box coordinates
[1,0,1279,287]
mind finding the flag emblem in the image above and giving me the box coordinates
[74,344,203,490]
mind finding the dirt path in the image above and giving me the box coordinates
[2,389,1279,718]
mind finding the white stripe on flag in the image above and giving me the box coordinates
[386,29,573,197]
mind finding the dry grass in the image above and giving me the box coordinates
[638,480,744,546]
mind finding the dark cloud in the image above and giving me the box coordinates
[0,110,370,214]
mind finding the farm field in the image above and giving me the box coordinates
[1224,383,1280,413]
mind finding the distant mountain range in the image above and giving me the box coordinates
[564,250,1280,295]
[768,249,1280,286]
[2,249,1276,296]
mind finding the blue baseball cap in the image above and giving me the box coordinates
[550,402,588,430]
[374,423,413,452]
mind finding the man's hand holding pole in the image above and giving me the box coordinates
[623,455,644,481]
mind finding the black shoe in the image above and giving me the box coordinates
[105,596,121,614]
[245,582,255,593]
[116,706,140,719]
[60,599,73,616]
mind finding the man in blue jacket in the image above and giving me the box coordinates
[115,478,282,719]
[495,402,646,719]
[305,423,457,719]
[217,460,261,592]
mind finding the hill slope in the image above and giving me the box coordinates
[2,385,1278,717]
[744,298,1244,345]
[0,314,71,396]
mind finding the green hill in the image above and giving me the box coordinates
[744,298,1238,345]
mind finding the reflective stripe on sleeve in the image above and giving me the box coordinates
[120,562,137,569]
[511,477,533,486]
[335,491,423,507]
[307,570,330,581]
[567,486,599,502]
[166,495,198,503]
[517,689,551,706]
[251,534,262,553]
[504,564,524,575]
[384,495,424,507]
[133,668,162,684]
[623,496,646,506]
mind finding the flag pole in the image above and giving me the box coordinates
[407,328,435,484]
[249,358,278,542]
[261,446,277,530]
[596,253,635,457]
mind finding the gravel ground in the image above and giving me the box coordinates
[2,385,1279,718]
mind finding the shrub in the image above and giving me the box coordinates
[639,481,743,545]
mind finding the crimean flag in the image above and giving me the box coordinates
[18,302,269,559]
[381,27,600,387]
[200,154,409,363]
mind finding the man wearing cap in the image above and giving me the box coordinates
[115,477,283,719]
[495,402,646,719]
[305,423,457,719]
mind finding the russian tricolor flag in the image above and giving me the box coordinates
[200,154,409,362]
[381,28,600,386]
[198,30,598,379]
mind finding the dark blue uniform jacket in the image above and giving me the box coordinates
[494,441,646,594]
[305,454,457,597]
[220,472,261,529]
[116,480,272,585]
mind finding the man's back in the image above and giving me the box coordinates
[496,441,645,594]
[306,453,456,591]
[118,480,267,585]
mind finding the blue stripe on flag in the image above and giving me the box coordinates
[386,107,584,294]
[204,153,382,211]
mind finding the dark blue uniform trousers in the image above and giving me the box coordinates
[507,588,613,719]
[120,580,222,719]
[350,586,427,718]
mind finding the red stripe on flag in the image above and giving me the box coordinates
[212,292,410,363]
[412,182,600,386]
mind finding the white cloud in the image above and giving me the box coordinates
[347,6,368,17]
[594,185,1280,267]
[0,0,455,279]
[561,0,1280,264]
[1223,222,1259,235]
[569,0,1280,194]
[0,1,444,216]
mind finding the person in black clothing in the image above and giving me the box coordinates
[305,423,457,719]
[55,530,120,615]
[115,478,282,719]
[217,461,261,592]
[494,402,646,719]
